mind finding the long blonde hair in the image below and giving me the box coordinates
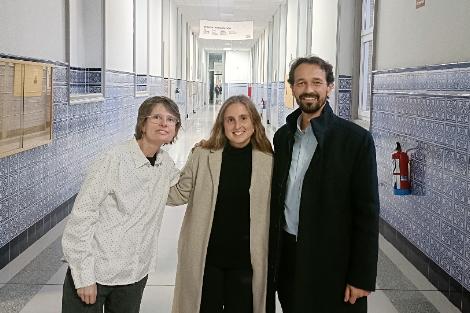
[202,95,273,154]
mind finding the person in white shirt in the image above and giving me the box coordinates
[61,96,181,313]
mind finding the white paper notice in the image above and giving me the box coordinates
[199,20,253,40]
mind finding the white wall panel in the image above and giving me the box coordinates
[225,51,251,83]
[311,0,338,66]
[375,0,470,70]
[0,0,67,62]
[105,0,134,72]
[149,0,162,76]
[135,0,148,74]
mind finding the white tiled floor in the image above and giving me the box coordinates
[0,104,461,313]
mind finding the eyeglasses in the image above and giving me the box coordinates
[145,114,179,126]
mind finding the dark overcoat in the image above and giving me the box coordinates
[267,103,380,313]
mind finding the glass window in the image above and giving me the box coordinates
[0,58,52,157]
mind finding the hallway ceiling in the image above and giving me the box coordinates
[174,0,285,51]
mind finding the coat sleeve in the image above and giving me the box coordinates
[166,148,197,206]
[61,152,113,289]
[347,132,380,291]
[166,155,181,187]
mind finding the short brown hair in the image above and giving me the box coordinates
[288,56,335,86]
[134,96,181,143]
[202,95,273,154]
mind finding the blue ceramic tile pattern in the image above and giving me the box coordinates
[338,75,352,120]
[69,67,102,95]
[277,82,286,126]
[0,64,189,262]
[135,74,148,94]
[148,76,164,96]
[371,62,470,291]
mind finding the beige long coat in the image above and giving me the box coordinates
[168,146,273,313]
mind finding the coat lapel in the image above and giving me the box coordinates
[208,149,223,207]
[251,150,272,196]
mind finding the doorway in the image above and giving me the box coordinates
[208,53,224,104]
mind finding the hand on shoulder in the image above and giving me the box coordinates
[191,139,207,152]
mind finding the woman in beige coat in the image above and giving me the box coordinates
[168,95,273,313]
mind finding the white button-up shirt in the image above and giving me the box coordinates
[62,139,179,288]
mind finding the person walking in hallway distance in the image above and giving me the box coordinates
[61,96,181,313]
[266,56,380,313]
[167,95,273,313]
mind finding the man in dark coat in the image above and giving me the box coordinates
[266,56,380,313]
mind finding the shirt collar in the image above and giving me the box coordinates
[296,115,312,136]
[286,101,334,148]
[130,139,162,168]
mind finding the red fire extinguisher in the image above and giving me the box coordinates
[392,142,411,195]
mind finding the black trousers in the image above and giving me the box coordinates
[62,268,147,313]
[277,231,297,313]
[200,264,253,313]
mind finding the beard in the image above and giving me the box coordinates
[295,92,327,114]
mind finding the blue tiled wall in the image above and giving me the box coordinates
[135,74,148,93]
[0,57,194,269]
[338,75,352,120]
[371,62,470,291]
[70,67,102,95]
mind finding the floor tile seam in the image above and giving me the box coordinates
[376,270,441,313]
[0,282,177,287]
[377,250,418,291]
[0,282,65,286]
[376,248,442,312]
[0,219,66,284]
[379,235,461,313]
[0,284,43,313]
[381,290,442,313]
[376,253,439,313]
[0,237,64,313]
[379,235,438,291]
[376,287,453,292]
[8,239,65,284]
[0,228,64,313]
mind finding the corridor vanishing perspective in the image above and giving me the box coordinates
[2,0,470,312]
[0,106,462,313]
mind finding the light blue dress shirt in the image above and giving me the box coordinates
[283,116,318,237]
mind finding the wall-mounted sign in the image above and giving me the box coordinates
[199,20,253,40]
[416,0,425,9]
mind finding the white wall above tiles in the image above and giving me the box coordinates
[135,0,148,74]
[69,0,103,68]
[311,0,338,66]
[0,0,67,63]
[285,0,298,73]
[336,0,357,75]
[169,0,178,78]
[105,0,134,72]
[225,50,251,83]
[149,0,163,76]
[375,0,470,70]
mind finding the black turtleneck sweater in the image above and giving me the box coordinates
[206,142,252,268]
